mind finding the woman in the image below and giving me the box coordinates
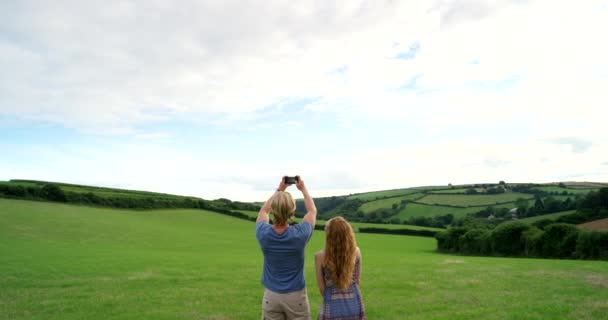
[256,176,317,320]
[315,217,365,320]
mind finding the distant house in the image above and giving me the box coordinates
[509,208,518,219]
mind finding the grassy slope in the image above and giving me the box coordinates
[359,193,424,213]
[0,180,197,201]
[2,199,608,319]
[430,188,476,194]
[396,203,516,220]
[531,186,597,195]
[416,193,533,207]
[347,188,422,201]
[518,210,577,224]
[578,218,608,231]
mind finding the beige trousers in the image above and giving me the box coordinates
[262,288,311,320]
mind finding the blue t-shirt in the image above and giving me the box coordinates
[255,221,313,293]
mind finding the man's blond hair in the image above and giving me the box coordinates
[270,191,296,225]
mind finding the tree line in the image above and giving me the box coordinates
[435,188,608,260]
[0,183,259,215]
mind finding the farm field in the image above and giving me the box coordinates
[394,202,514,220]
[564,182,608,189]
[359,193,425,213]
[518,210,577,224]
[430,188,476,194]
[532,186,597,195]
[415,193,533,207]
[2,199,608,319]
[347,188,425,201]
[579,218,608,231]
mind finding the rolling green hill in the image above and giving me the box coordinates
[0,179,258,213]
[395,202,517,220]
[2,179,604,230]
[2,198,608,319]
[415,192,534,207]
[518,210,577,224]
[358,193,425,213]
[346,187,442,201]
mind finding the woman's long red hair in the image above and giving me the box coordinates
[323,216,357,289]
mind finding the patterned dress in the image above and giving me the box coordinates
[319,256,365,320]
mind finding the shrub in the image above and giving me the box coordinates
[358,227,436,238]
[531,219,554,230]
[435,230,449,251]
[576,230,608,260]
[521,227,544,257]
[459,229,491,255]
[41,184,67,202]
[435,227,468,252]
[491,221,530,256]
[539,223,579,258]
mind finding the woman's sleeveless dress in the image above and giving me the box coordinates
[319,256,365,320]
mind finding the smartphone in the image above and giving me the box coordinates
[284,176,298,184]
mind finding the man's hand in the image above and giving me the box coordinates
[295,175,307,192]
[277,176,289,192]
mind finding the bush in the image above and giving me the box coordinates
[531,219,554,230]
[435,227,468,252]
[41,184,67,202]
[576,230,608,259]
[435,231,449,251]
[491,221,530,256]
[539,223,579,258]
[459,229,491,255]
[358,227,436,238]
[521,227,544,257]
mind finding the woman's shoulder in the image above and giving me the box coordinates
[315,250,325,258]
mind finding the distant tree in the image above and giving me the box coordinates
[41,184,67,202]
[466,188,478,195]
[499,181,506,185]
[487,186,505,194]
[533,196,545,213]
[544,196,562,213]
[558,182,566,188]
[514,198,528,217]
[491,221,530,256]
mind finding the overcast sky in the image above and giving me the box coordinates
[1,0,607,201]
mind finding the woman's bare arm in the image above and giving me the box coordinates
[355,247,362,285]
[315,251,326,296]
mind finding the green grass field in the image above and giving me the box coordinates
[430,188,477,194]
[531,186,597,195]
[2,199,608,319]
[347,188,424,201]
[416,193,533,207]
[395,203,518,220]
[518,210,577,224]
[359,193,425,213]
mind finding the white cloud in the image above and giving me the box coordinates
[2,0,608,200]
[0,0,428,132]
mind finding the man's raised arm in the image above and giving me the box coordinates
[296,176,317,227]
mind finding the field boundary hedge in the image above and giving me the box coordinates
[358,227,437,237]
